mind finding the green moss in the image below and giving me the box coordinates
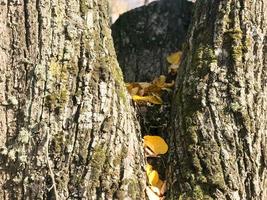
[243,37,252,52]
[58,88,69,107]
[226,28,242,40]
[186,126,198,144]
[45,89,69,110]
[192,156,202,172]
[178,185,214,200]
[232,45,242,63]
[122,178,138,199]
[241,110,253,132]
[191,44,216,78]
[52,132,64,153]
[90,145,106,180]
[198,175,207,183]
[210,173,225,190]
[192,185,204,199]
[118,90,127,104]
[230,102,242,112]
[46,59,72,110]
[80,0,89,16]
[45,92,57,109]
[224,28,243,64]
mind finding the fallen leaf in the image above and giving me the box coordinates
[132,95,163,105]
[148,170,159,186]
[138,82,152,89]
[150,75,174,91]
[150,179,163,195]
[153,75,167,88]
[126,82,152,96]
[143,135,168,155]
[167,51,182,65]
[129,87,139,96]
[146,164,153,176]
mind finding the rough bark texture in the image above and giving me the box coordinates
[0,0,145,199]
[112,0,193,82]
[168,0,267,199]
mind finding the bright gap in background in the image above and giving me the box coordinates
[110,0,156,23]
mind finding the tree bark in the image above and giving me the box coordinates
[168,0,267,199]
[0,0,145,199]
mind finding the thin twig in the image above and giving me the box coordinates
[45,130,59,200]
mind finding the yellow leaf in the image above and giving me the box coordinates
[150,179,163,195]
[126,83,139,94]
[148,170,159,186]
[150,75,174,91]
[167,51,182,65]
[132,95,163,105]
[144,85,162,95]
[143,135,168,155]
[146,164,153,176]
[130,87,139,96]
[126,82,152,96]
[138,82,152,89]
[152,75,166,88]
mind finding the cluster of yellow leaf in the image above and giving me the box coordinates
[146,164,167,199]
[126,51,182,105]
[132,51,182,199]
[126,75,174,105]
[143,135,168,199]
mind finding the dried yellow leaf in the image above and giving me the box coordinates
[143,135,168,155]
[138,82,152,89]
[167,51,182,65]
[150,75,174,91]
[144,85,162,95]
[150,179,163,195]
[130,87,139,96]
[126,82,152,96]
[146,164,153,176]
[148,170,159,186]
[153,75,166,88]
[132,95,163,105]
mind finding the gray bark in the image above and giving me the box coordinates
[112,0,194,82]
[0,0,145,199]
[168,0,267,199]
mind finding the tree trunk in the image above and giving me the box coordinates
[0,0,145,199]
[168,0,267,199]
